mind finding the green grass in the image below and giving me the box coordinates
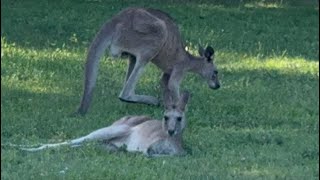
[1,0,319,179]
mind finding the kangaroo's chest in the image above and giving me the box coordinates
[125,129,157,153]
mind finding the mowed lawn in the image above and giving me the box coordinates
[1,0,319,179]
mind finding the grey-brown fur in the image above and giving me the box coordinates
[77,7,220,115]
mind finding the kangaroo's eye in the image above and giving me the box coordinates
[214,70,218,75]
[176,117,182,122]
[164,116,169,121]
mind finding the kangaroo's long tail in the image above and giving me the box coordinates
[1,140,83,152]
[76,19,118,116]
[20,142,71,152]
[1,136,89,152]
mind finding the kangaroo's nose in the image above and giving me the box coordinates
[168,130,175,136]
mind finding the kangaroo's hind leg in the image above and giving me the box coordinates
[21,125,130,152]
[118,55,159,105]
[70,124,130,145]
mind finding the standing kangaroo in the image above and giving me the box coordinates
[77,7,220,115]
[20,92,190,157]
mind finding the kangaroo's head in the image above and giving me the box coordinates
[198,45,220,90]
[162,91,190,137]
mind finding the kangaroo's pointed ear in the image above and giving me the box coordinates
[178,91,190,111]
[204,46,214,60]
[198,45,205,57]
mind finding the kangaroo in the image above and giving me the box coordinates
[76,7,220,115]
[18,92,190,157]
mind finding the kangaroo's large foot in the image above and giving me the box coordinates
[118,94,159,106]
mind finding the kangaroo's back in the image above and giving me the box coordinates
[145,8,184,47]
[144,8,187,71]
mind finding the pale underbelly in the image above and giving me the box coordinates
[125,131,151,153]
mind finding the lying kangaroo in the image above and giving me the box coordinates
[77,7,220,115]
[20,92,190,157]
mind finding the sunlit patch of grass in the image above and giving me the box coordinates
[2,78,68,95]
[240,167,275,177]
[220,54,319,76]
[1,37,83,95]
[244,2,283,9]
[1,37,82,62]
[187,46,319,76]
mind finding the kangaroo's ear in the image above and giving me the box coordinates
[204,46,214,60]
[198,45,205,57]
[178,91,190,111]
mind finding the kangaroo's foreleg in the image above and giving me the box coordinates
[167,68,184,102]
[119,57,159,105]
[146,140,186,157]
[160,73,171,104]
[21,125,130,152]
